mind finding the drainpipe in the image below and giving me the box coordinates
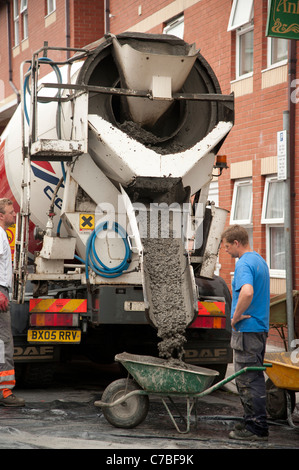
[104,0,110,34]
[65,0,70,59]
[6,1,20,104]
[285,39,296,350]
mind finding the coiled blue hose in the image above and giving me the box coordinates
[23,56,62,125]
[24,57,66,236]
[75,221,132,279]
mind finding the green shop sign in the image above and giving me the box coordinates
[267,0,299,39]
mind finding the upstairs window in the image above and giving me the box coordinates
[267,37,288,67]
[237,25,254,77]
[266,0,288,68]
[20,0,28,40]
[47,0,56,16]
[228,0,253,31]
[228,0,254,79]
[163,15,184,39]
[13,0,19,47]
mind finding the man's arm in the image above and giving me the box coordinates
[231,283,253,330]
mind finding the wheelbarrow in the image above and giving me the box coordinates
[264,351,299,428]
[94,352,270,433]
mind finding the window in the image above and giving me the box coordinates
[237,25,254,77]
[261,176,285,276]
[266,0,288,67]
[47,0,56,15]
[230,179,253,247]
[13,0,19,47]
[20,0,28,40]
[230,179,252,225]
[228,0,254,79]
[163,15,184,39]
[262,177,284,223]
[267,38,288,67]
[228,0,254,31]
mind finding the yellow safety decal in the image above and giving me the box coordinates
[29,298,87,313]
[79,213,95,231]
[197,301,225,316]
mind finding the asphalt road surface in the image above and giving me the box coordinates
[0,358,298,453]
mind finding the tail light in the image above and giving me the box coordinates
[30,313,79,327]
[189,300,226,329]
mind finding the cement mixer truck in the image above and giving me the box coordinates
[0,32,234,386]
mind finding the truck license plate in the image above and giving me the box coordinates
[27,329,81,343]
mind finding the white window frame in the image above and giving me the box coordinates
[20,0,27,12]
[47,0,56,16]
[230,178,253,225]
[236,23,254,79]
[261,176,284,224]
[261,176,285,278]
[265,225,285,277]
[228,0,254,31]
[163,15,184,39]
[13,0,20,47]
[20,0,28,40]
[267,37,288,69]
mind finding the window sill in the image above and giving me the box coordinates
[231,71,253,83]
[230,74,253,97]
[270,270,286,279]
[262,59,288,74]
[261,63,288,89]
[45,10,56,27]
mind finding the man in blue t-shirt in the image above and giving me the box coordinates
[222,225,270,442]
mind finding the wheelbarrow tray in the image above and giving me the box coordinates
[264,352,299,391]
[115,352,219,395]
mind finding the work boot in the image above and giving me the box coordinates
[0,393,25,407]
[229,428,268,441]
[234,420,245,430]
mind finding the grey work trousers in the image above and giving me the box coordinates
[231,330,268,437]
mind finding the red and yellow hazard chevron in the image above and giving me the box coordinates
[190,300,226,329]
[29,298,87,313]
[197,301,225,316]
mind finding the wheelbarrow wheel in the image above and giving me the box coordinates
[101,378,149,429]
[266,378,295,420]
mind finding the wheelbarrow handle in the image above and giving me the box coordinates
[193,364,272,399]
[94,388,147,408]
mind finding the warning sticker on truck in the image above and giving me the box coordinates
[79,214,95,231]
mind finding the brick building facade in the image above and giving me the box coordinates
[0,0,298,345]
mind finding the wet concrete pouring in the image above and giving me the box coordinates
[0,359,298,450]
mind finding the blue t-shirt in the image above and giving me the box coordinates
[231,251,270,332]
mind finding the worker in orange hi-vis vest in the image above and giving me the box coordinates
[0,198,25,407]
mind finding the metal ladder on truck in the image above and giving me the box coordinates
[13,44,90,303]
[12,40,161,302]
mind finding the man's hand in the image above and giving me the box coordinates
[231,283,253,330]
[231,313,251,330]
[0,292,8,312]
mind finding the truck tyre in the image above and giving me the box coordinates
[15,363,56,388]
[101,378,149,429]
